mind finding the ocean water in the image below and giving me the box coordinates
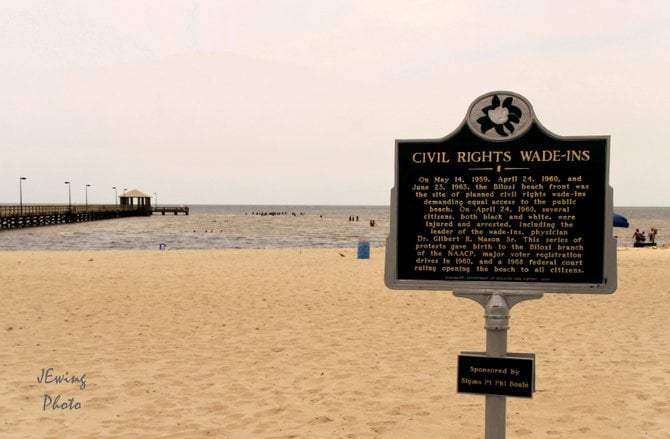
[0,205,667,251]
[0,205,389,250]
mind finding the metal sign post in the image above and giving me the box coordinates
[455,291,542,438]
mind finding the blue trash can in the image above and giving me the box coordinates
[357,239,370,259]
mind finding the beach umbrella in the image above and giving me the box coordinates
[613,213,629,228]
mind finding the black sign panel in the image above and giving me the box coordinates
[385,91,616,293]
[458,353,535,398]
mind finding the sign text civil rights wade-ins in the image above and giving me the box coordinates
[385,91,617,293]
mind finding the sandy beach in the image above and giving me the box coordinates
[1,247,668,438]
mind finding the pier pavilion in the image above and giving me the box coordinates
[119,189,152,209]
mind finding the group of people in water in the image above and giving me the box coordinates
[246,211,375,225]
[633,227,658,246]
[348,215,376,227]
[247,211,306,216]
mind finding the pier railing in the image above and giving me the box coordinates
[0,204,143,218]
[0,204,153,229]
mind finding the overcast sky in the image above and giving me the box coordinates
[2,0,669,205]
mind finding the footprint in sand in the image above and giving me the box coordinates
[556,414,575,423]
[368,420,396,434]
[308,416,334,424]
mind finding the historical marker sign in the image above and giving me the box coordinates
[385,91,617,293]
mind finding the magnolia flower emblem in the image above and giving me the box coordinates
[476,95,523,137]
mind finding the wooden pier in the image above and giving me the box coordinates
[152,206,189,215]
[0,204,152,230]
[1,189,190,230]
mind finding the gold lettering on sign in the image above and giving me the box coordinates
[409,166,592,279]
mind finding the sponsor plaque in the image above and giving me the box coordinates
[457,353,535,398]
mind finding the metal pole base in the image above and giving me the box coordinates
[455,290,542,439]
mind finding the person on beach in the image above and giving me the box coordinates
[633,228,643,244]
[649,228,657,244]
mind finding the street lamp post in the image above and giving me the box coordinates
[19,177,27,214]
[85,184,91,207]
[64,181,71,209]
[112,186,117,205]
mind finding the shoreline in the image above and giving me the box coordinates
[0,241,666,251]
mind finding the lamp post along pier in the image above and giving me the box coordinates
[19,177,27,214]
[64,181,71,209]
